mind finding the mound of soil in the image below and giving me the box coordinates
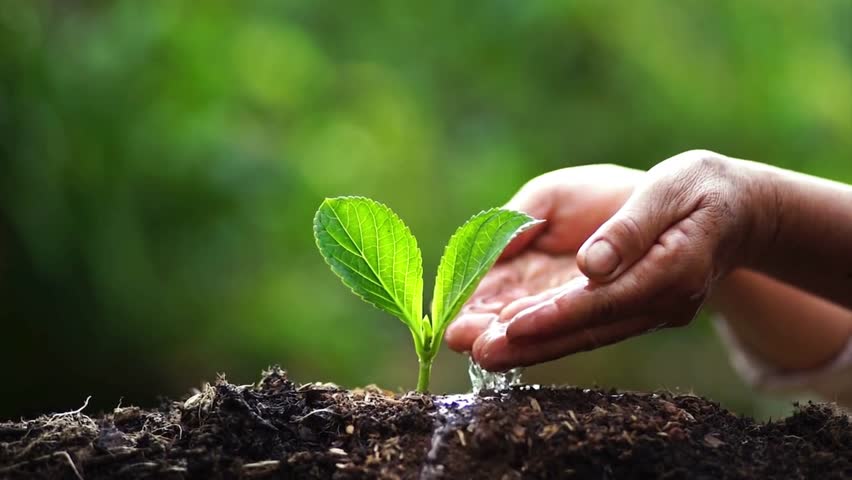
[1,367,849,479]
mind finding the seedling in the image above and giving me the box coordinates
[314,196,541,392]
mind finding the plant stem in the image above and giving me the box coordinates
[416,360,432,393]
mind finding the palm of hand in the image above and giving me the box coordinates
[445,251,584,352]
[466,252,582,315]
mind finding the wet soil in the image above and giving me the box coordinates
[0,367,849,479]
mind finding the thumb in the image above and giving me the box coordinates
[577,180,692,282]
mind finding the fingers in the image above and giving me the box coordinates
[496,284,570,321]
[576,152,734,283]
[446,286,520,352]
[470,231,710,371]
[504,273,642,340]
[577,191,676,282]
[472,314,663,371]
[464,152,737,371]
[505,217,711,342]
[445,313,498,352]
[446,279,533,352]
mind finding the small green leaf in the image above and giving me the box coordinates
[420,315,433,346]
[430,209,541,345]
[314,197,423,331]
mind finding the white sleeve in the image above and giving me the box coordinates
[714,315,852,409]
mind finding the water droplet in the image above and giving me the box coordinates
[468,357,523,393]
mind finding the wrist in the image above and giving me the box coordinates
[727,157,781,270]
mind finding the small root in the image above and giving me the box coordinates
[46,396,91,426]
[57,451,85,480]
[0,451,84,480]
[294,407,338,422]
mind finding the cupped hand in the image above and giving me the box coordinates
[446,150,762,371]
[444,251,585,351]
[445,163,640,357]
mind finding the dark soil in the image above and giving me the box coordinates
[1,368,849,479]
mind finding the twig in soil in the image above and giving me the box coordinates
[568,409,579,424]
[56,451,85,480]
[242,460,280,477]
[117,462,163,476]
[0,451,84,480]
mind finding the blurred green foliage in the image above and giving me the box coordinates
[1,0,850,419]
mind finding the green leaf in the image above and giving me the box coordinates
[314,197,423,331]
[430,209,541,343]
[420,315,433,343]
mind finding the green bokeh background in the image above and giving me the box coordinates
[2,1,850,419]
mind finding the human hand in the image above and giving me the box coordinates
[445,163,641,360]
[446,150,765,371]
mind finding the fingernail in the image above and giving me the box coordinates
[584,240,620,277]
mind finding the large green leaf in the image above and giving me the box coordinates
[430,209,541,341]
[314,197,423,330]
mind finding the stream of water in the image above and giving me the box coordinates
[467,356,523,393]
